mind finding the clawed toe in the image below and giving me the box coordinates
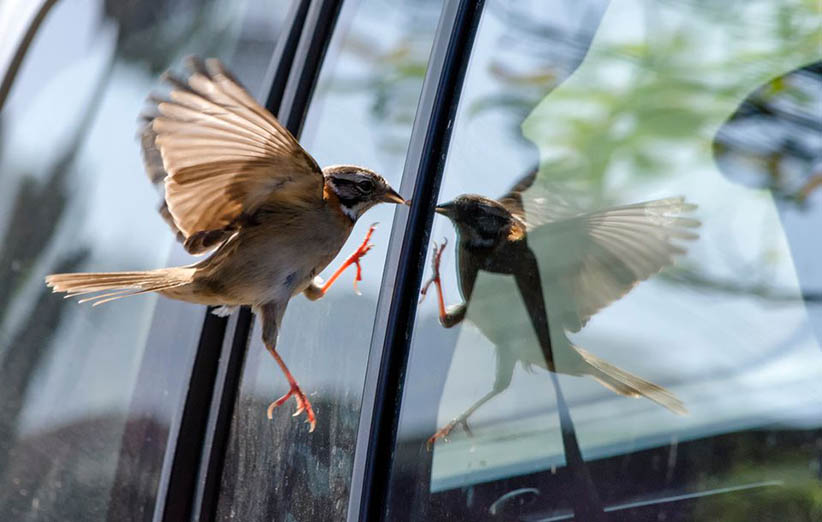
[426,414,469,450]
[267,384,317,432]
[420,239,447,303]
[320,224,378,295]
[460,418,473,437]
[350,225,377,294]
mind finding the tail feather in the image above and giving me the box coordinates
[575,346,687,415]
[46,268,194,306]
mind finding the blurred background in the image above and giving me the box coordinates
[0,0,290,519]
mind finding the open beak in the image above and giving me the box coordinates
[434,201,455,217]
[381,187,407,205]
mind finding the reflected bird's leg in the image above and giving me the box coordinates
[261,302,316,432]
[427,347,515,449]
[426,398,482,449]
[308,223,377,299]
[420,239,466,326]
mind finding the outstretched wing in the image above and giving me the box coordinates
[140,57,324,253]
[530,197,700,332]
[498,168,585,229]
[141,103,186,245]
[497,168,538,223]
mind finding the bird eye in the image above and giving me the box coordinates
[357,180,375,192]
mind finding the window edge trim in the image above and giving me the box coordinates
[346,1,486,520]
[182,1,344,521]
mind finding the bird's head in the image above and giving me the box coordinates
[324,165,406,221]
[435,195,517,247]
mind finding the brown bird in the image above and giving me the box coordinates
[45,58,406,431]
[422,171,698,446]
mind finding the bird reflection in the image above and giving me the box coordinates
[423,171,699,446]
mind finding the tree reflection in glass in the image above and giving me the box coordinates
[387,0,821,519]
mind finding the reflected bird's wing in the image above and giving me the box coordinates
[528,197,700,332]
[139,57,324,253]
[498,168,585,229]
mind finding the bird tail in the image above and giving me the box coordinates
[45,267,195,306]
[574,345,687,415]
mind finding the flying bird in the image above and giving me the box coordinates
[45,58,406,432]
[422,171,698,446]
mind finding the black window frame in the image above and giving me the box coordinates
[163,3,317,521]
[346,1,485,520]
[146,1,346,521]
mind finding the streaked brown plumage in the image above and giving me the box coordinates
[45,57,406,431]
[422,171,698,446]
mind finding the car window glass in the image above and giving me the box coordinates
[387,0,822,520]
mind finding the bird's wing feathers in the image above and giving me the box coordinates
[498,170,585,229]
[139,105,189,246]
[529,197,699,332]
[497,168,538,222]
[142,57,323,247]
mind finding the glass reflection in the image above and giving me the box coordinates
[0,0,289,519]
[388,0,822,520]
[422,173,697,447]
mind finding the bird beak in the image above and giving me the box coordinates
[435,201,455,217]
[381,187,407,205]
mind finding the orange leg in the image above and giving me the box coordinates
[419,239,448,323]
[421,239,495,449]
[426,384,510,449]
[427,416,473,450]
[320,224,377,296]
[265,342,316,432]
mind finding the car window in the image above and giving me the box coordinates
[213,1,442,521]
[386,0,822,520]
[0,1,291,520]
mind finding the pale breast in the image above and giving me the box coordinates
[192,206,353,305]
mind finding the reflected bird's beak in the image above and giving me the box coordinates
[435,201,455,217]
[381,187,407,205]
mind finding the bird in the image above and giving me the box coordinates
[421,170,699,446]
[44,57,406,432]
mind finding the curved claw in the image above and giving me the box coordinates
[426,414,469,450]
[267,384,317,433]
[460,418,473,438]
[351,224,378,294]
[321,224,379,296]
[420,239,448,303]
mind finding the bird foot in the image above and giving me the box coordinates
[210,305,237,317]
[321,223,377,296]
[267,383,317,432]
[348,224,377,295]
[419,238,447,303]
[426,415,472,450]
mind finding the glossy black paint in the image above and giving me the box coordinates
[350,1,486,520]
[105,3,314,522]
[186,3,313,521]
[281,0,345,136]
[106,266,205,522]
